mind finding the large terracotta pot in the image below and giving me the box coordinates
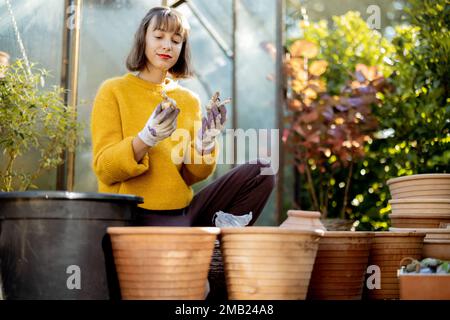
[389,199,450,215]
[107,227,219,300]
[280,210,326,231]
[220,227,323,300]
[365,232,426,300]
[307,231,373,300]
[389,213,450,228]
[387,174,450,199]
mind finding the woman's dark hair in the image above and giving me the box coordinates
[126,6,193,79]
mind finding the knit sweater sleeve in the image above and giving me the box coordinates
[181,94,218,186]
[91,81,149,186]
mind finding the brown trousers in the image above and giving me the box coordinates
[134,159,276,227]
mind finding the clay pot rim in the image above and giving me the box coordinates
[373,231,427,237]
[221,226,324,236]
[389,227,450,234]
[424,239,450,244]
[107,226,220,235]
[287,210,322,218]
[389,198,450,204]
[398,272,450,277]
[322,231,374,237]
[389,213,450,218]
[387,174,450,186]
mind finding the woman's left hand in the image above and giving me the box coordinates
[195,95,230,155]
[207,102,227,134]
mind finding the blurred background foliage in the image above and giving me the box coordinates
[285,0,450,230]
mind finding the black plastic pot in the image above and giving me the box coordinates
[0,191,143,300]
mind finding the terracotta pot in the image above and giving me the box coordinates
[425,232,450,240]
[387,174,450,199]
[390,209,450,215]
[220,227,323,300]
[365,232,426,300]
[391,189,450,199]
[307,231,373,300]
[390,199,450,209]
[399,272,450,300]
[389,227,450,240]
[280,210,326,231]
[423,240,450,260]
[389,199,450,216]
[389,213,450,228]
[107,227,219,300]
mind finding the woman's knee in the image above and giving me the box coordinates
[242,158,276,185]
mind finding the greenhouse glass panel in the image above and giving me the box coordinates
[235,0,278,225]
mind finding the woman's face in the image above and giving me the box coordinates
[144,18,184,72]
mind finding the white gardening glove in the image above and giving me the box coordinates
[195,92,230,155]
[138,103,180,147]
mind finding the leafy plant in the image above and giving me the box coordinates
[376,1,449,174]
[355,0,450,230]
[284,12,394,220]
[0,60,83,191]
[284,2,449,230]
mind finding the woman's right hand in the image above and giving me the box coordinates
[137,103,180,147]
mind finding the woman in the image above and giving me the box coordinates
[91,6,275,226]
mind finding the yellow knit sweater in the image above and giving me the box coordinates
[91,73,217,210]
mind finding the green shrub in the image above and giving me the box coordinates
[0,60,84,191]
[355,0,450,230]
[286,12,394,224]
[285,1,449,230]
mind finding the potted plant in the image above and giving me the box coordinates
[0,60,142,300]
[0,60,82,192]
[399,257,450,300]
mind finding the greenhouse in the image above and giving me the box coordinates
[0,0,449,302]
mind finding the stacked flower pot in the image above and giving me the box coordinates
[388,174,450,228]
[385,173,450,300]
